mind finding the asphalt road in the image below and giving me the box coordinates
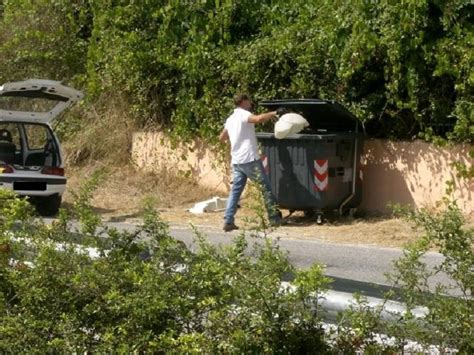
[103,221,457,298]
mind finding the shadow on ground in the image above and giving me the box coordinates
[281,209,394,228]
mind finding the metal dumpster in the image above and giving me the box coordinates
[256,99,364,220]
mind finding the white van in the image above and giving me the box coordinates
[0,79,83,215]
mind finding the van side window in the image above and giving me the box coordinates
[0,123,21,148]
[25,124,49,150]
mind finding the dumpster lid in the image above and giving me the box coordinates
[260,99,359,132]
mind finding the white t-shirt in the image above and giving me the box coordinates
[225,107,260,165]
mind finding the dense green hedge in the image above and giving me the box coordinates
[0,0,472,143]
[1,177,472,352]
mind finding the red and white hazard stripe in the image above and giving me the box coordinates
[261,154,269,174]
[314,159,328,191]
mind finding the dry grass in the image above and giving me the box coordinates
[61,94,136,167]
[63,164,220,221]
[63,164,427,248]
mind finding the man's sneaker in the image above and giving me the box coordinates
[223,223,239,232]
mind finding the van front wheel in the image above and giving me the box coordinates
[35,194,62,217]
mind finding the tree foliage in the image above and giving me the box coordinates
[0,0,472,143]
[0,0,91,84]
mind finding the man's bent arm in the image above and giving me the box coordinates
[247,111,277,124]
[219,128,229,143]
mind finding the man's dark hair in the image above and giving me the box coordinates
[233,93,250,107]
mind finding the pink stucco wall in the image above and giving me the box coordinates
[131,132,230,192]
[132,132,473,215]
[361,140,472,214]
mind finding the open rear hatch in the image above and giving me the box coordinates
[0,79,83,123]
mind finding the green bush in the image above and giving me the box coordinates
[0,186,332,352]
[1,174,473,352]
[388,200,473,352]
[0,0,91,85]
[332,198,473,353]
[84,0,473,142]
[1,1,472,144]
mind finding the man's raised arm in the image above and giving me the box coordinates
[247,111,277,124]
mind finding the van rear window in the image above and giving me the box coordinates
[0,95,57,113]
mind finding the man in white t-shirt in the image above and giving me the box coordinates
[219,93,284,232]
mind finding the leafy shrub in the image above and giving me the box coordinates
[388,200,473,352]
[1,172,473,352]
[1,1,472,145]
[84,1,473,142]
[0,182,332,352]
[0,0,91,84]
[331,197,473,353]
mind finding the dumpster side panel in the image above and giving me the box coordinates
[324,136,353,209]
[326,135,364,211]
[258,133,364,211]
[275,139,322,209]
[347,135,364,208]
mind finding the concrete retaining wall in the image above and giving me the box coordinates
[132,132,473,215]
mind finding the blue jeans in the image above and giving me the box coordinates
[224,159,280,224]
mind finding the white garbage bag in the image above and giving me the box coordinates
[274,119,294,139]
[274,113,309,139]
